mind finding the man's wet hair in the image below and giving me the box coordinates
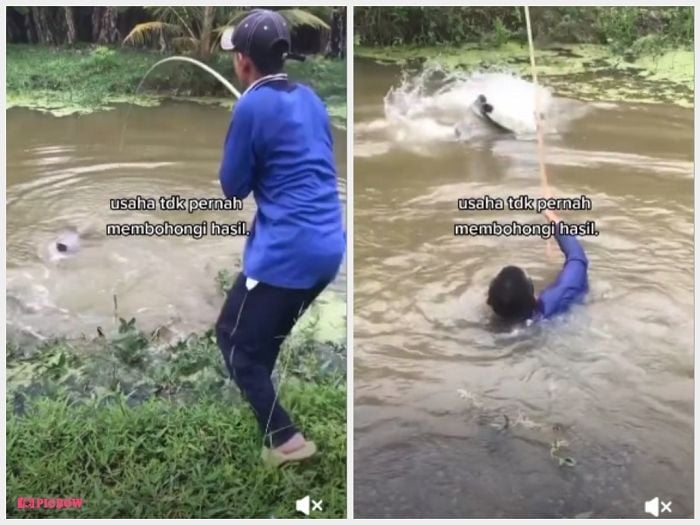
[487,265,537,321]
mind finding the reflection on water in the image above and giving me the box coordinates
[7,102,347,343]
[353,59,693,518]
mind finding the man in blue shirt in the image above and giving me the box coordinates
[487,210,588,322]
[215,10,345,467]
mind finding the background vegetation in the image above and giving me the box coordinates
[7,6,346,58]
[6,6,347,118]
[6,44,346,119]
[7,276,347,518]
[354,6,693,56]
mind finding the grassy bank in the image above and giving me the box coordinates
[7,277,347,518]
[6,44,347,123]
[8,386,345,518]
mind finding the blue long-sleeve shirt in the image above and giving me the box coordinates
[219,75,345,289]
[533,228,589,320]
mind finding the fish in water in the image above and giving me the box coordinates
[453,74,554,139]
[475,94,494,115]
[48,228,80,261]
[470,94,513,133]
[454,93,511,140]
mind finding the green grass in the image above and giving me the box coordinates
[6,44,346,122]
[7,385,346,518]
[6,44,164,113]
[7,274,347,518]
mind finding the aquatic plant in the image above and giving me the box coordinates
[458,390,580,468]
[355,43,693,108]
[216,268,237,296]
[550,439,577,467]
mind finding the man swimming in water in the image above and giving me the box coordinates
[215,10,345,467]
[487,210,588,322]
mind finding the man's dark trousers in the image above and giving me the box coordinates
[215,272,326,448]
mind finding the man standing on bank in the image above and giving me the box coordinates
[215,9,345,467]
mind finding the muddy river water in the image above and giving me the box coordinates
[353,59,693,518]
[6,103,346,344]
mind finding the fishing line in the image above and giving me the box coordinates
[142,56,241,99]
[119,56,242,151]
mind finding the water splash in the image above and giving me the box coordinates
[359,63,589,149]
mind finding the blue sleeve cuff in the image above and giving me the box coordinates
[554,223,588,264]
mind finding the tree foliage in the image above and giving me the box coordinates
[354,6,694,51]
[6,6,341,60]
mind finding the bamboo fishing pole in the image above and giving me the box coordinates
[524,6,556,259]
[524,6,550,196]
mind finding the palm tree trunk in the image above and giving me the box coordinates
[25,9,38,43]
[326,7,345,59]
[6,9,23,43]
[64,7,77,45]
[199,6,216,60]
[91,7,102,42]
[340,7,347,58]
[97,7,119,44]
[31,7,54,45]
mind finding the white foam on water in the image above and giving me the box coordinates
[387,64,554,138]
[357,63,588,154]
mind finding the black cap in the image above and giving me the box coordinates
[220,9,305,66]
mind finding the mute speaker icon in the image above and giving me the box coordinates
[296,495,310,516]
[645,497,660,517]
[645,496,672,517]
